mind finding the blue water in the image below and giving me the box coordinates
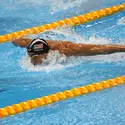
[0,0,125,125]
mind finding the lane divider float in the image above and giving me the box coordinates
[0,3,125,43]
[0,75,125,118]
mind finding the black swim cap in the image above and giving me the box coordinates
[27,38,50,56]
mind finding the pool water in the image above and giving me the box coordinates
[0,0,125,125]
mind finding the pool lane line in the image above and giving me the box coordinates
[0,76,125,118]
[0,3,125,43]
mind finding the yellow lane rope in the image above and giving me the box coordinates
[0,3,125,43]
[0,75,125,118]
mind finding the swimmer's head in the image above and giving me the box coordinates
[27,38,49,65]
[27,38,50,56]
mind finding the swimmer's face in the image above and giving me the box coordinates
[30,54,47,65]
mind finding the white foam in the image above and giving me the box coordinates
[19,50,81,72]
[117,16,125,25]
[19,50,125,72]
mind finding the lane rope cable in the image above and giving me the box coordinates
[0,3,125,43]
[0,75,125,118]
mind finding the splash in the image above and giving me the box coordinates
[19,51,125,72]
[19,50,82,72]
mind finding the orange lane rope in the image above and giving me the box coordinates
[0,3,125,43]
[0,75,125,118]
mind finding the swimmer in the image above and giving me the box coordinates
[12,37,125,65]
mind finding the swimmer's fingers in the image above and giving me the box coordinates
[12,35,24,46]
[12,37,16,41]
[18,35,25,39]
[18,33,31,40]
[12,35,23,41]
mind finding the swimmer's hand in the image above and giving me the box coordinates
[12,35,23,46]
[12,36,32,48]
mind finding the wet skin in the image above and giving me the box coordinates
[12,37,125,65]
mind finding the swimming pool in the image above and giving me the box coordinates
[0,0,125,124]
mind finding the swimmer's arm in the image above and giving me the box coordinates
[80,44,125,56]
[50,41,125,56]
[12,37,32,48]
